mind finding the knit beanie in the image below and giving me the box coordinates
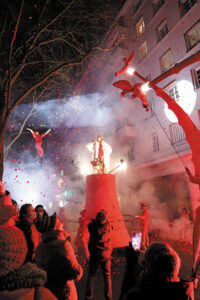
[0,226,27,276]
[0,191,13,225]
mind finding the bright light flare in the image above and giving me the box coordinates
[127,67,135,76]
[141,82,151,93]
[118,160,127,171]
[80,164,90,176]
[164,80,196,122]
[59,199,64,207]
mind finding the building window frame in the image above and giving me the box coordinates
[191,67,200,89]
[156,18,169,42]
[152,132,160,152]
[178,0,197,17]
[184,20,200,51]
[149,98,155,117]
[152,0,166,15]
[164,80,180,102]
[160,49,174,73]
[139,41,148,61]
[170,123,186,144]
[135,17,145,36]
[128,146,135,161]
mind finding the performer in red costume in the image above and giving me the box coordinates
[134,202,150,250]
[75,209,90,259]
[26,128,51,158]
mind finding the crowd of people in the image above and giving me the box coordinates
[0,180,199,300]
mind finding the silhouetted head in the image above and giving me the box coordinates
[140,202,146,210]
[19,204,36,222]
[35,204,47,219]
[143,242,181,282]
[96,209,108,223]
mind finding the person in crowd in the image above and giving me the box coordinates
[193,205,200,272]
[12,199,20,223]
[36,214,82,300]
[35,204,48,220]
[85,209,113,300]
[123,242,194,300]
[0,225,57,300]
[134,202,150,250]
[16,204,40,263]
[0,181,14,226]
[75,208,90,259]
[119,242,141,300]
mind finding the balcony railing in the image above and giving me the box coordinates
[178,0,197,17]
[152,0,166,15]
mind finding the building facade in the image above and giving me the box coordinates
[101,0,200,216]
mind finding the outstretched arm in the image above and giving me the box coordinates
[41,129,51,138]
[185,167,200,184]
[26,128,34,134]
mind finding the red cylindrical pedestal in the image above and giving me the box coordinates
[85,174,130,248]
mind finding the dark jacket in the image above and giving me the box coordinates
[88,219,113,258]
[123,280,194,300]
[16,219,40,263]
[35,230,82,300]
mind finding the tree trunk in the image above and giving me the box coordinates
[0,101,10,181]
[0,138,4,181]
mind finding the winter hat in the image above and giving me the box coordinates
[0,191,13,225]
[140,202,147,207]
[0,226,27,276]
[96,209,108,222]
[35,213,56,233]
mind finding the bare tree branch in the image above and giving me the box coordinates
[0,15,8,47]
[9,44,117,114]
[10,1,76,88]
[7,0,24,109]
[5,104,35,153]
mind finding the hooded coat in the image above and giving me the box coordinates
[35,230,82,300]
[0,263,57,300]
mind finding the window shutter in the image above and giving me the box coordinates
[191,69,198,89]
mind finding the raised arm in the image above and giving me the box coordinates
[26,128,34,135]
[186,167,200,184]
[41,128,51,138]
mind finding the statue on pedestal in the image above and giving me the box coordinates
[86,135,112,174]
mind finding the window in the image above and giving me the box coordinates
[156,19,169,42]
[139,41,148,60]
[152,0,166,14]
[164,81,180,101]
[178,0,197,17]
[136,17,145,36]
[128,147,135,161]
[185,20,200,51]
[168,84,180,102]
[149,98,155,117]
[146,73,151,80]
[191,68,200,89]
[152,132,160,152]
[160,49,174,73]
[170,123,186,144]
